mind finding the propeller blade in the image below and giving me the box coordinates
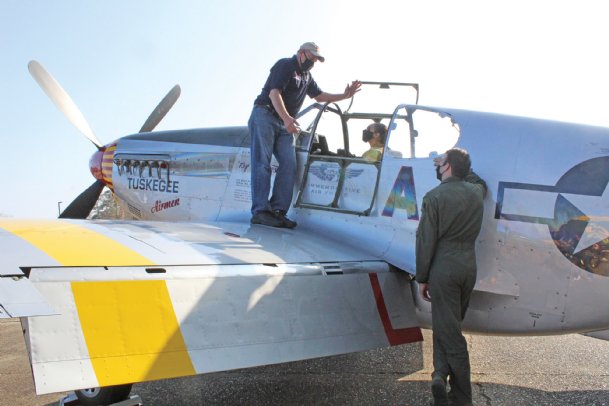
[139,84,181,133]
[59,180,105,219]
[28,60,103,149]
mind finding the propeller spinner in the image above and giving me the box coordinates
[28,60,181,219]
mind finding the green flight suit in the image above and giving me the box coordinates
[415,172,486,406]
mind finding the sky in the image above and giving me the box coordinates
[2,0,609,218]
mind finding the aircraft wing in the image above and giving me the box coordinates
[0,219,422,395]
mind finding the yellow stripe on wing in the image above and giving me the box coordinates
[72,280,196,385]
[0,220,153,266]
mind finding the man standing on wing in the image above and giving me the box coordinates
[415,148,487,406]
[249,42,361,228]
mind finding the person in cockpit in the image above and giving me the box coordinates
[361,123,387,162]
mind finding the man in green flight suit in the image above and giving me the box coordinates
[415,148,487,406]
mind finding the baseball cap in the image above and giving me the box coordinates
[299,42,325,62]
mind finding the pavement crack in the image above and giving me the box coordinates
[475,382,493,405]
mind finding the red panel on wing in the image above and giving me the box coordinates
[369,273,423,345]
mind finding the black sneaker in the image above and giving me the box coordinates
[272,210,297,229]
[251,211,285,228]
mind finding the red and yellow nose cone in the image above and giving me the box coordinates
[89,143,116,190]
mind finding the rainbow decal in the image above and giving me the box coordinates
[382,166,419,219]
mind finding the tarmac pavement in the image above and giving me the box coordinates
[2,318,609,405]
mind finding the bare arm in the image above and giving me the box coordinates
[314,80,362,103]
[269,89,300,134]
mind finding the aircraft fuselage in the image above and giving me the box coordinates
[93,105,609,336]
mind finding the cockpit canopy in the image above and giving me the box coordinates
[294,81,461,216]
[296,81,459,160]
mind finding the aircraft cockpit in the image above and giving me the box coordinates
[294,81,460,216]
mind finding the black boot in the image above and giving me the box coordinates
[431,376,448,406]
[251,211,285,228]
[272,210,297,228]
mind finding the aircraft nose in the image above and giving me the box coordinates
[89,149,104,180]
[89,143,116,189]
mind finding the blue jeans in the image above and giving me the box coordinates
[248,105,297,215]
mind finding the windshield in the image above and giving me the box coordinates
[386,106,460,159]
[296,82,458,160]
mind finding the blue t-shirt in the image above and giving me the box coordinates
[254,55,323,117]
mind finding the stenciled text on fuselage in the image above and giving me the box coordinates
[127,177,180,194]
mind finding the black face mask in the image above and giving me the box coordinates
[436,164,447,181]
[362,129,374,142]
[301,55,314,72]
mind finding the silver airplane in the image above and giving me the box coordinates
[1,60,608,404]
